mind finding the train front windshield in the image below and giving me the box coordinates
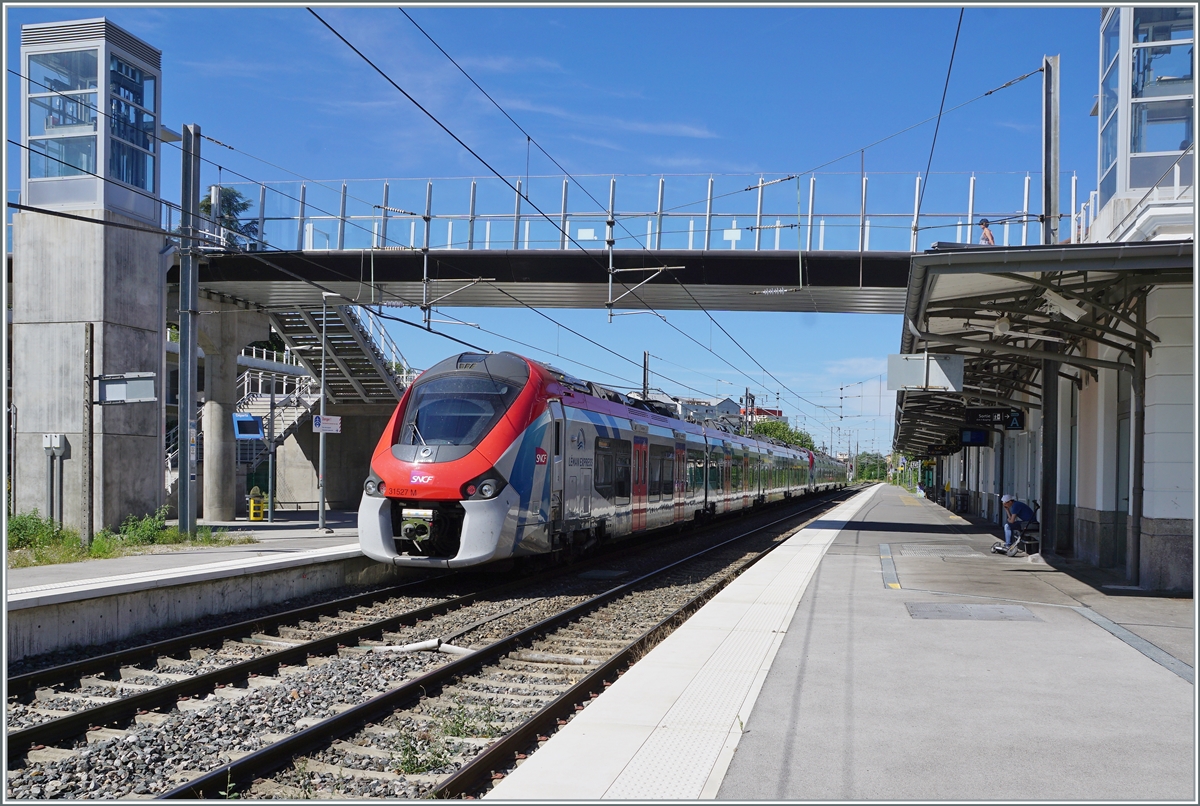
[398,375,521,447]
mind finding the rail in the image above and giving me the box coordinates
[156,487,861,798]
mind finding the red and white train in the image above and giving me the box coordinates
[359,352,847,569]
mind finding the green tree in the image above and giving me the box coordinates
[199,186,259,248]
[753,420,815,451]
[854,451,887,481]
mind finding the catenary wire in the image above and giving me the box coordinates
[311,8,812,414]
[393,8,837,418]
[916,8,966,221]
[11,68,422,254]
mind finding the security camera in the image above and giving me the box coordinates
[1041,289,1086,322]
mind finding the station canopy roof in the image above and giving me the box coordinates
[892,240,1194,455]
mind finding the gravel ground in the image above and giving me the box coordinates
[8,494,845,800]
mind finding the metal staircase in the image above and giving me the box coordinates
[165,307,418,493]
[267,305,416,404]
[234,380,320,469]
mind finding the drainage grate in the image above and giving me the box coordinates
[900,544,977,557]
[906,603,1040,621]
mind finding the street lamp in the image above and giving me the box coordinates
[318,291,338,533]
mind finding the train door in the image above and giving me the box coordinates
[633,435,648,531]
[722,444,732,512]
[674,440,686,522]
[548,402,565,531]
[743,451,751,509]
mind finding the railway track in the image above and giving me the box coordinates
[5,486,862,800]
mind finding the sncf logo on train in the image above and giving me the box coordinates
[535,448,548,465]
[410,474,435,484]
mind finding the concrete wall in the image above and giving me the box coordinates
[7,555,403,661]
[1139,285,1193,591]
[272,403,395,511]
[11,210,163,532]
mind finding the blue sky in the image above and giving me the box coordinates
[5,5,1103,455]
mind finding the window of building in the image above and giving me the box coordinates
[1132,42,1194,99]
[1101,61,1121,124]
[27,49,98,180]
[110,54,155,112]
[29,50,98,93]
[107,55,156,191]
[1133,7,1193,43]
[28,135,95,178]
[1131,98,1194,152]
[1103,12,1121,69]
[28,93,97,137]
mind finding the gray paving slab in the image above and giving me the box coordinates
[5,510,359,591]
[718,484,1195,802]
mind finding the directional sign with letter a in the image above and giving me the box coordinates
[1005,410,1026,431]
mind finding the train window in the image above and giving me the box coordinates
[595,437,632,501]
[555,422,561,456]
[687,449,705,493]
[615,446,631,499]
[398,376,520,447]
[730,456,741,493]
[708,450,722,490]
[648,445,673,499]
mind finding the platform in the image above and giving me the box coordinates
[488,483,1196,802]
[4,511,394,662]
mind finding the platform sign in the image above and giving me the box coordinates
[312,414,342,434]
[966,407,1026,430]
[960,428,990,446]
[965,408,1007,426]
[926,444,958,457]
[233,413,264,440]
[886,353,964,392]
[96,372,156,405]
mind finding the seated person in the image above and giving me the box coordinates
[1001,494,1035,550]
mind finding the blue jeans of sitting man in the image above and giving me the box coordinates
[1004,521,1025,548]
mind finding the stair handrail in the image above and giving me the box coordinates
[239,345,304,367]
[350,305,420,387]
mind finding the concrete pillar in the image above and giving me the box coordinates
[196,296,269,522]
[1040,349,1059,554]
[12,212,162,532]
[200,343,238,522]
[1056,374,1074,552]
[1139,285,1193,591]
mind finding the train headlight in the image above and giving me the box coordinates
[364,472,387,498]
[462,470,508,500]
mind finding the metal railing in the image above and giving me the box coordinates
[1103,146,1195,243]
[239,345,304,368]
[206,171,1056,256]
[236,370,314,401]
[350,305,419,387]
